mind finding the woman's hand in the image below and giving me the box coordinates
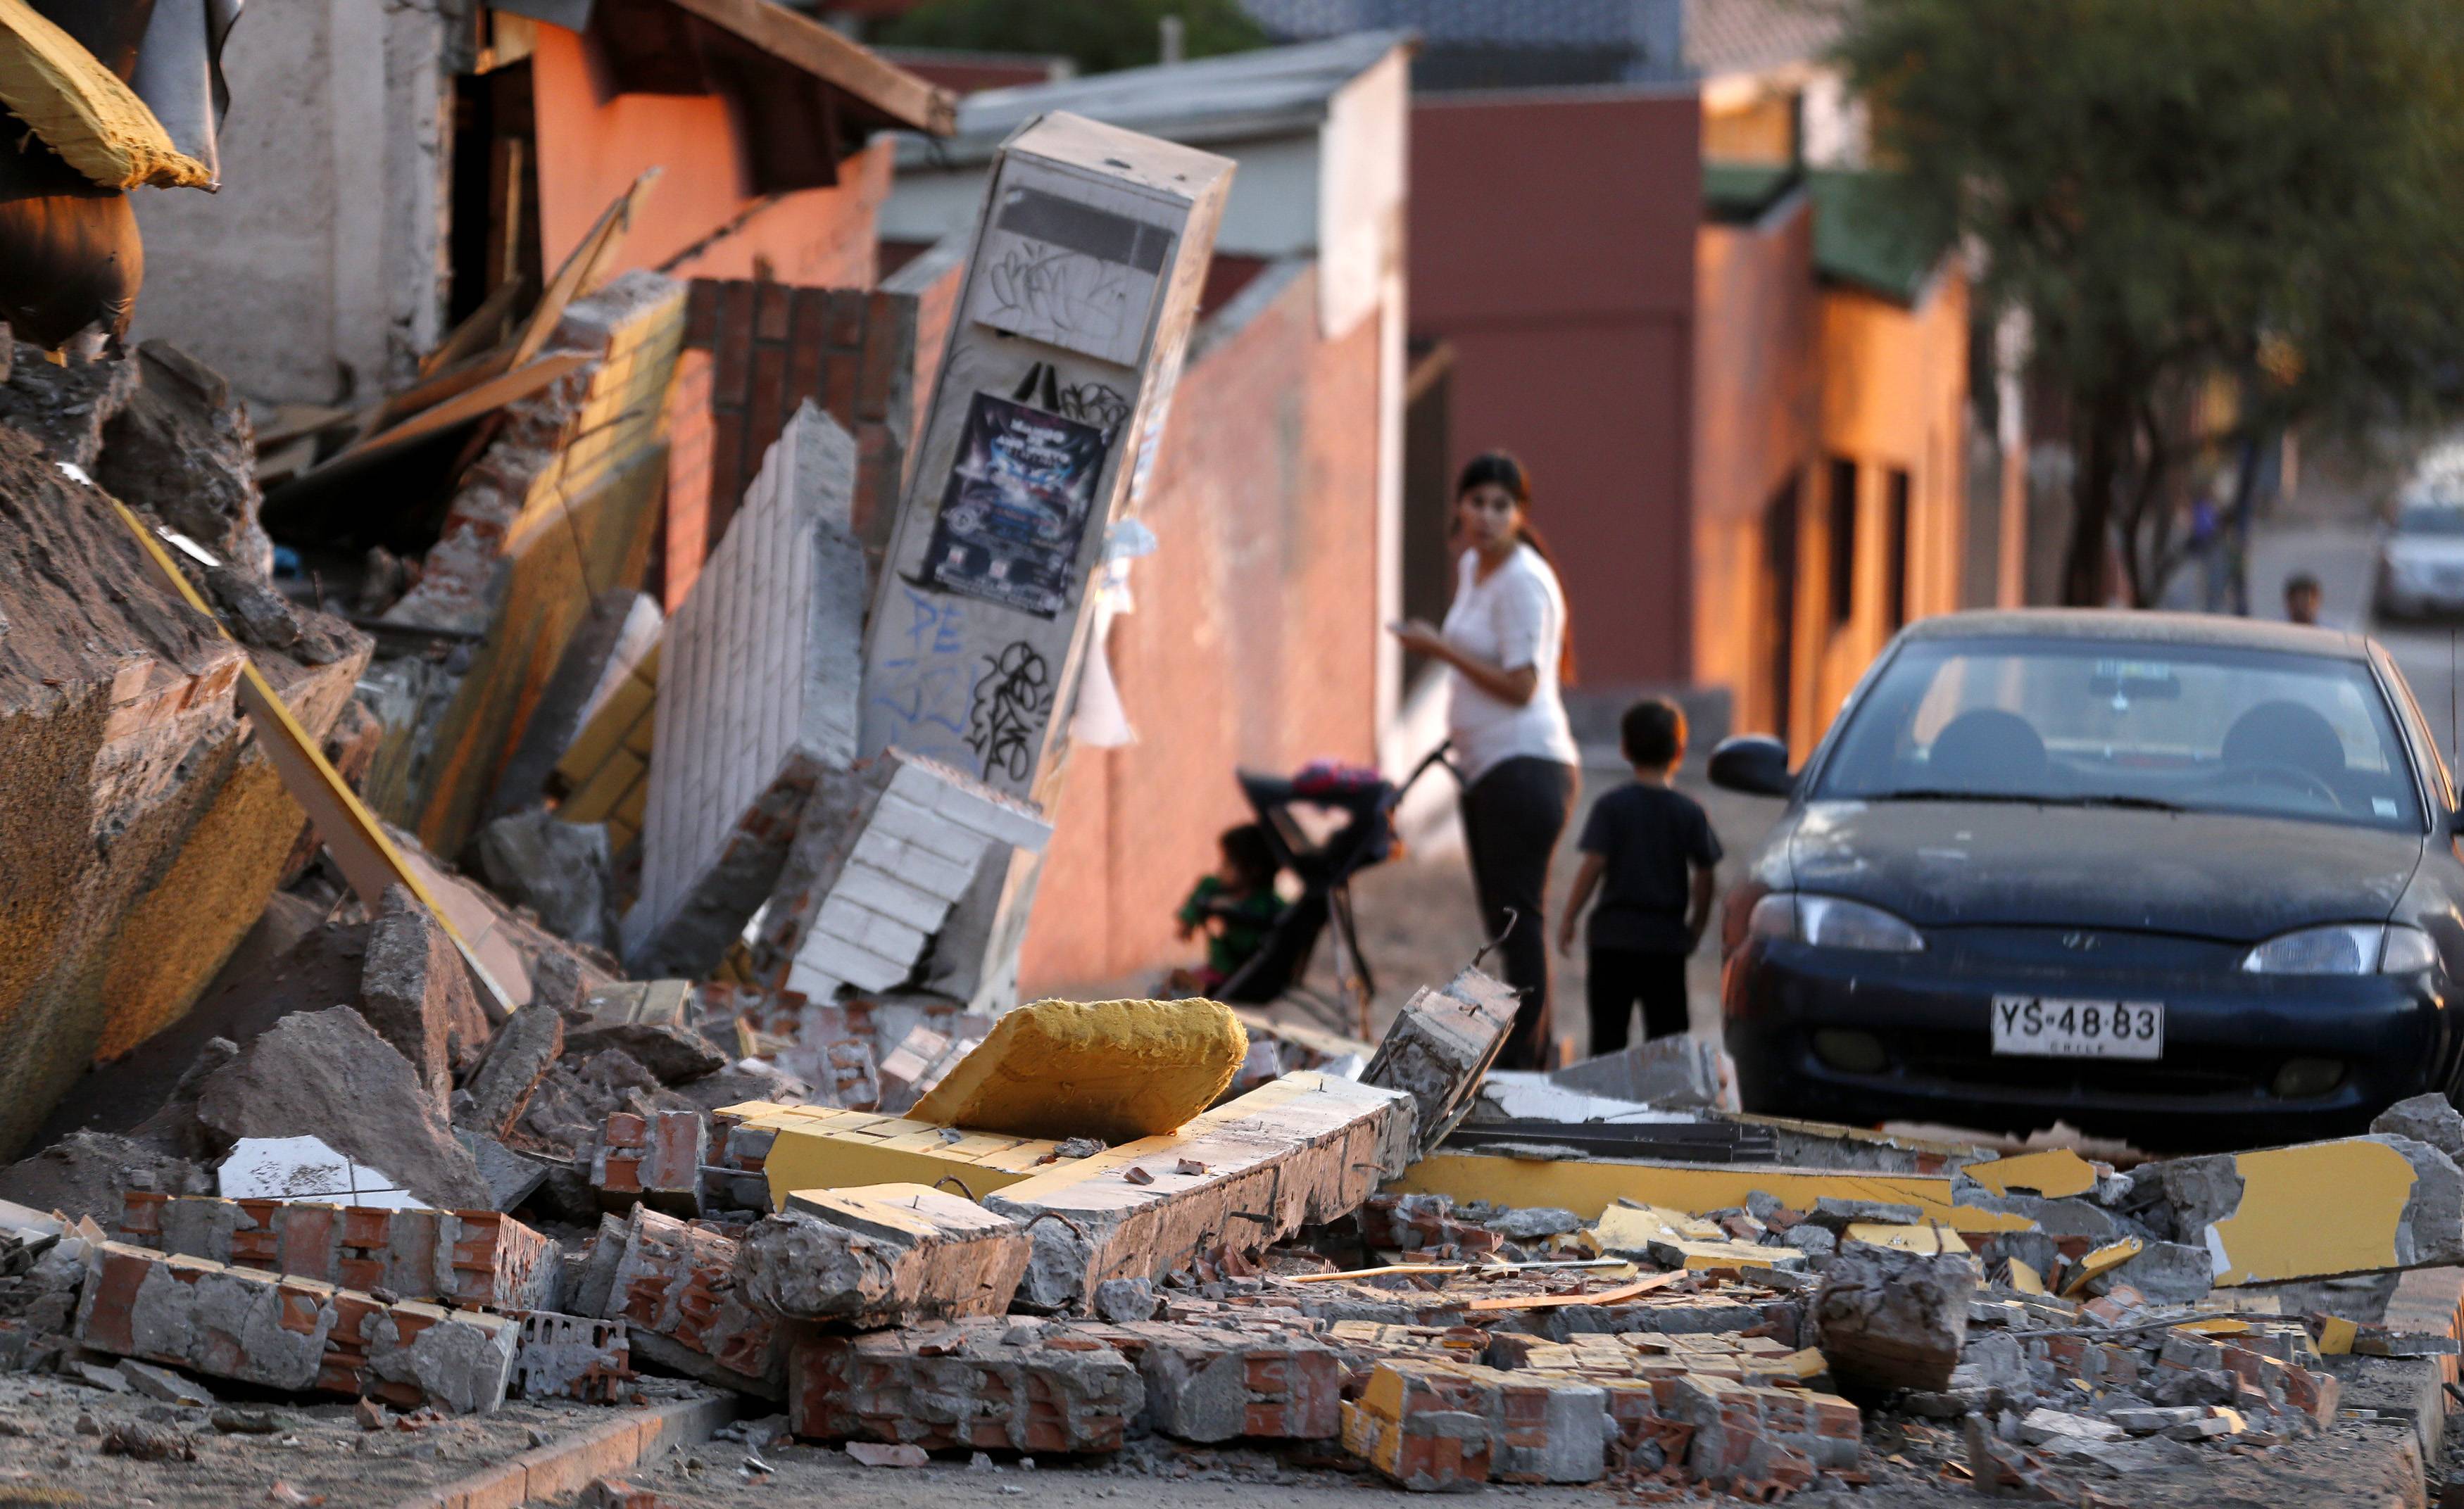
[1387,618,1449,659]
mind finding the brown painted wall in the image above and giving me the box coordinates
[1017,264,1384,992]
[1409,88,1703,686]
[530,25,888,288]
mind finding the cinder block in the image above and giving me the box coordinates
[592,1111,708,1217]
[789,1318,1142,1451]
[1113,1324,1348,1441]
[115,1194,560,1313]
[598,1206,782,1398]
[513,1312,634,1403]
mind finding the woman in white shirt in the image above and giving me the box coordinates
[1390,452,1581,1068]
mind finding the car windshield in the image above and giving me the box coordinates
[2397,503,2464,536]
[1816,637,2425,832]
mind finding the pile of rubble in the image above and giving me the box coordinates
[10,930,2464,1505]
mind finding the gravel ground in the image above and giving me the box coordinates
[0,1369,705,1509]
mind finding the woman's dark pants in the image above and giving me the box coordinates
[1459,755,1576,1069]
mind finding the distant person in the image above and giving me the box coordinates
[1557,700,1722,1057]
[1389,451,1580,1069]
[1169,823,1286,995]
[2284,572,2323,626]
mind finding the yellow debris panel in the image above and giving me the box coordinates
[2062,1237,2144,1296]
[1962,1148,2098,1199]
[1844,1223,1970,1256]
[2004,1257,2047,1295]
[0,0,209,189]
[724,1102,1059,1210]
[1584,1203,1723,1256]
[1392,1153,2035,1233]
[2313,1315,2357,1356]
[2205,1138,2421,1287]
[910,997,1248,1141]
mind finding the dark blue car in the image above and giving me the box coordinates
[1709,610,2464,1151]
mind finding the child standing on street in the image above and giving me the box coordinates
[1169,823,1288,995]
[1557,700,1722,1055]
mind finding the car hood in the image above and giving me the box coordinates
[1786,800,2425,941]
[2387,535,2464,567]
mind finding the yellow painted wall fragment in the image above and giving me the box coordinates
[1393,1153,2035,1233]
[1585,1204,1723,1256]
[1962,1148,2098,1199]
[725,1102,1060,1209]
[2205,1139,2420,1287]
[910,997,1247,1141]
[1844,1223,1969,1256]
[2173,1317,2249,1336]
[2062,1237,2144,1296]
[2004,1257,2047,1294]
[2313,1315,2357,1356]
[0,0,209,189]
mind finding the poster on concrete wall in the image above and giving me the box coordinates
[914,391,1110,620]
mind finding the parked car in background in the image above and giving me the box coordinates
[1710,610,2464,1151]
[2375,468,2464,620]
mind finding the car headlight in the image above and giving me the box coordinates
[2241,923,2438,975]
[1747,892,1925,953]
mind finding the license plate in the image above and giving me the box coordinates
[1990,996,2163,1059]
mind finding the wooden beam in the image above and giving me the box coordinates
[660,0,955,136]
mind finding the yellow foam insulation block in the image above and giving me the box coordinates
[1393,1153,2035,1234]
[722,1102,1060,1211]
[0,0,209,189]
[1962,1148,2099,1199]
[1844,1223,1970,1256]
[910,997,1248,1142]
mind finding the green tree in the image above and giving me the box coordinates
[1837,0,2464,605]
[879,0,1268,77]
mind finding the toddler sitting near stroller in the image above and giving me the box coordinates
[1168,823,1288,995]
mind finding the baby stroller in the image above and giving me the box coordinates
[1213,745,1454,1038]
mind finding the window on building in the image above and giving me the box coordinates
[1828,457,1858,628]
[1885,467,1912,631]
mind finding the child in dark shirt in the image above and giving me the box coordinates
[1170,823,1288,994]
[1556,699,1723,1054]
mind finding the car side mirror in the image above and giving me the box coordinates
[1709,734,1795,797]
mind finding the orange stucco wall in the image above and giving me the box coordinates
[1691,196,1820,738]
[530,24,887,289]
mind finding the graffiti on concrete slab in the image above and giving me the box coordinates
[1055,381,1131,441]
[967,640,1053,784]
[867,585,976,766]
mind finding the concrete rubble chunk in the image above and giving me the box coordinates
[565,1020,728,1085]
[738,1183,1028,1327]
[96,341,273,576]
[1547,1033,1731,1110]
[1802,1197,1925,1234]
[1362,968,1522,1158]
[598,1205,782,1397]
[622,403,869,978]
[986,1072,1416,1313]
[0,1131,209,1226]
[752,750,1053,1005]
[2372,1093,2464,1166]
[2089,1239,2213,1304]
[474,809,617,952]
[1124,1325,1350,1443]
[118,1357,215,1406]
[455,1130,551,1213]
[360,885,494,1112]
[789,1318,1144,1453]
[1813,1243,1977,1393]
[458,1004,566,1140]
[2141,1132,2464,1284]
[117,1189,560,1311]
[192,1007,491,1210]
[910,997,1247,1141]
